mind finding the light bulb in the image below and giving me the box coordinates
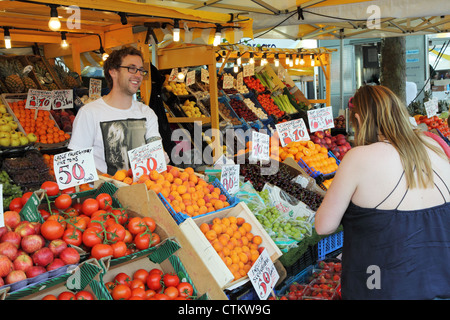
[61,39,68,48]
[102,52,109,61]
[311,55,315,67]
[237,56,242,65]
[233,64,239,73]
[295,56,299,65]
[249,53,255,65]
[274,54,279,67]
[48,17,61,31]
[300,54,305,65]
[289,59,293,67]
[4,28,11,49]
[213,33,221,46]
[285,55,290,65]
[173,19,180,42]
[177,72,185,80]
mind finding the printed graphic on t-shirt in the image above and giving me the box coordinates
[100,118,147,175]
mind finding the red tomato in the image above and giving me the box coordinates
[81,198,99,216]
[142,217,156,233]
[127,217,145,235]
[148,268,163,276]
[114,272,131,286]
[58,291,76,300]
[96,193,113,210]
[123,230,133,244]
[91,243,113,260]
[144,289,156,300]
[67,216,87,231]
[151,233,161,247]
[75,290,95,300]
[130,287,146,299]
[21,192,33,206]
[106,223,126,243]
[129,279,145,290]
[146,272,162,291]
[154,293,170,300]
[177,282,194,298]
[63,228,82,247]
[134,232,152,250]
[163,273,180,288]
[42,294,57,300]
[55,194,72,210]
[41,181,60,196]
[164,286,179,300]
[110,241,127,259]
[82,227,103,247]
[133,269,149,283]
[105,281,115,294]
[110,208,128,225]
[64,207,79,218]
[61,187,76,194]
[111,284,131,300]
[41,220,65,241]
[38,209,51,220]
[9,197,23,212]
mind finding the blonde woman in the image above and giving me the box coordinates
[315,85,450,300]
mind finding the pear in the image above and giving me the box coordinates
[19,136,29,146]
[0,124,11,132]
[0,137,10,147]
[10,138,20,147]
[8,121,18,130]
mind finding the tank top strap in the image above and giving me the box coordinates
[374,170,405,209]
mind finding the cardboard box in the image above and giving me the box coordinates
[283,157,326,197]
[115,183,229,299]
[432,85,449,92]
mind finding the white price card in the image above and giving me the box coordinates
[223,74,234,89]
[89,78,102,99]
[307,106,335,133]
[213,154,235,168]
[237,72,243,89]
[248,248,280,300]
[128,139,167,182]
[168,68,178,82]
[277,65,286,80]
[53,148,98,190]
[250,131,270,162]
[0,184,3,228]
[424,98,439,118]
[52,90,73,110]
[26,89,53,110]
[275,118,310,147]
[220,164,240,195]
[243,63,255,77]
[186,70,196,87]
[201,68,209,84]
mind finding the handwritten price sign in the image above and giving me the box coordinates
[248,248,279,300]
[53,148,98,189]
[424,98,439,118]
[223,74,234,89]
[89,78,102,99]
[201,68,209,84]
[250,131,270,162]
[128,140,167,182]
[243,64,255,77]
[186,70,196,87]
[220,164,240,195]
[275,118,310,147]
[307,106,335,133]
[53,90,73,109]
[26,89,53,110]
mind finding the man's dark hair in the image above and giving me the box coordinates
[103,46,144,89]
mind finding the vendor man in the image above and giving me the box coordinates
[69,46,169,175]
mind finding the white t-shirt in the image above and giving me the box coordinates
[68,97,161,175]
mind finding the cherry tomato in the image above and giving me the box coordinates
[55,194,72,210]
[111,240,127,259]
[177,282,194,298]
[123,230,133,244]
[163,273,180,288]
[96,193,113,210]
[129,279,145,290]
[21,192,33,206]
[75,290,95,300]
[62,228,82,247]
[148,268,163,276]
[114,272,131,286]
[110,208,128,225]
[91,243,113,260]
[9,197,23,212]
[64,207,79,218]
[47,214,67,229]
[41,220,65,241]
[144,289,156,300]
[81,198,99,216]
[106,223,126,243]
[38,209,51,220]
[111,284,131,300]
[41,181,60,196]
[105,281,115,294]
[133,269,149,283]
[127,217,145,235]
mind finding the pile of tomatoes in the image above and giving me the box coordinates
[416,115,450,138]
[34,181,161,261]
[105,268,195,300]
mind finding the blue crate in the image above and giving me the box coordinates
[298,150,341,180]
[317,231,344,260]
[276,265,314,296]
[157,178,240,225]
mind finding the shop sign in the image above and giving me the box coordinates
[223,74,234,89]
[307,106,334,133]
[128,139,167,182]
[53,147,98,189]
[250,131,270,162]
[220,164,240,195]
[248,248,279,300]
[275,118,310,147]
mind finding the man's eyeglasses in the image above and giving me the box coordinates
[118,66,148,76]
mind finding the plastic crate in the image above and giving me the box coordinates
[157,178,240,224]
[317,231,344,260]
[280,244,318,279]
[242,92,270,120]
[298,151,341,180]
[276,265,314,296]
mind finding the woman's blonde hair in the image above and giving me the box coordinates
[350,85,445,189]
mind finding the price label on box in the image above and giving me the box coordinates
[243,64,255,77]
[275,118,310,147]
[248,248,280,300]
[223,74,234,89]
[128,140,167,182]
[220,164,240,195]
[307,106,335,133]
[186,70,196,87]
[201,68,209,84]
[250,131,270,161]
[89,78,102,99]
[237,72,243,89]
[424,98,439,118]
[26,89,53,110]
[53,148,99,190]
[52,89,73,109]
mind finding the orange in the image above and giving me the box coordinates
[252,235,262,245]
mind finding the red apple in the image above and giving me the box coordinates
[14,221,36,237]
[0,241,18,261]
[5,270,27,284]
[21,234,45,254]
[48,239,68,257]
[59,247,80,265]
[0,254,14,278]
[32,247,54,267]
[46,258,65,271]
[13,253,33,272]
[30,222,41,235]
[1,231,22,248]
[26,265,46,278]
[0,226,8,239]
[3,211,21,229]
[0,276,3,287]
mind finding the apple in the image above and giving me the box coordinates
[1,231,22,248]
[13,253,33,272]
[0,254,14,278]
[2,114,13,122]
[19,136,29,146]
[26,265,47,278]
[48,239,68,257]
[3,210,21,229]
[30,222,41,235]
[8,121,18,130]
[32,247,54,267]
[27,132,37,143]
[59,247,80,265]
[0,242,18,261]
[10,138,20,147]
[14,221,36,237]
[0,105,7,114]
[0,226,7,239]
[5,270,27,284]
[315,131,325,139]
[21,234,45,254]
[0,131,10,139]
[46,258,65,271]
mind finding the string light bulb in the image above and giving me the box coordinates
[48,5,61,31]
[236,53,242,65]
[261,53,267,66]
[3,28,11,49]
[213,25,222,46]
[295,55,299,65]
[310,54,315,67]
[300,54,305,65]
[60,32,68,48]
[172,19,180,42]
[274,53,279,67]
[100,47,109,61]
[249,52,255,65]
[233,63,239,73]
[285,54,290,65]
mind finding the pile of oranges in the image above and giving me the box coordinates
[42,153,55,178]
[111,166,231,218]
[9,99,70,144]
[279,140,339,175]
[200,216,263,281]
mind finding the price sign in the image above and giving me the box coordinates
[201,68,209,84]
[307,106,335,133]
[275,118,310,147]
[53,148,98,190]
[89,78,102,99]
[250,131,270,162]
[424,98,439,118]
[237,72,243,89]
[213,154,235,168]
[248,248,279,300]
[243,64,255,77]
[223,74,234,89]
[220,164,240,195]
[168,68,178,82]
[128,140,167,182]
[52,90,73,110]
[186,70,196,87]
[26,89,53,110]
[277,66,286,80]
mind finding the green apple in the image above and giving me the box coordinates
[0,132,10,139]
[27,133,37,142]
[0,119,7,126]
[9,131,20,140]
[0,105,7,114]
[0,137,10,147]
[8,121,18,130]
[10,138,20,147]
[17,131,24,137]
[19,136,29,146]
[0,124,11,132]
[2,114,13,122]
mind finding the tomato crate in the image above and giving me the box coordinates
[157,178,240,224]
[317,231,344,260]
[297,150,340,180]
